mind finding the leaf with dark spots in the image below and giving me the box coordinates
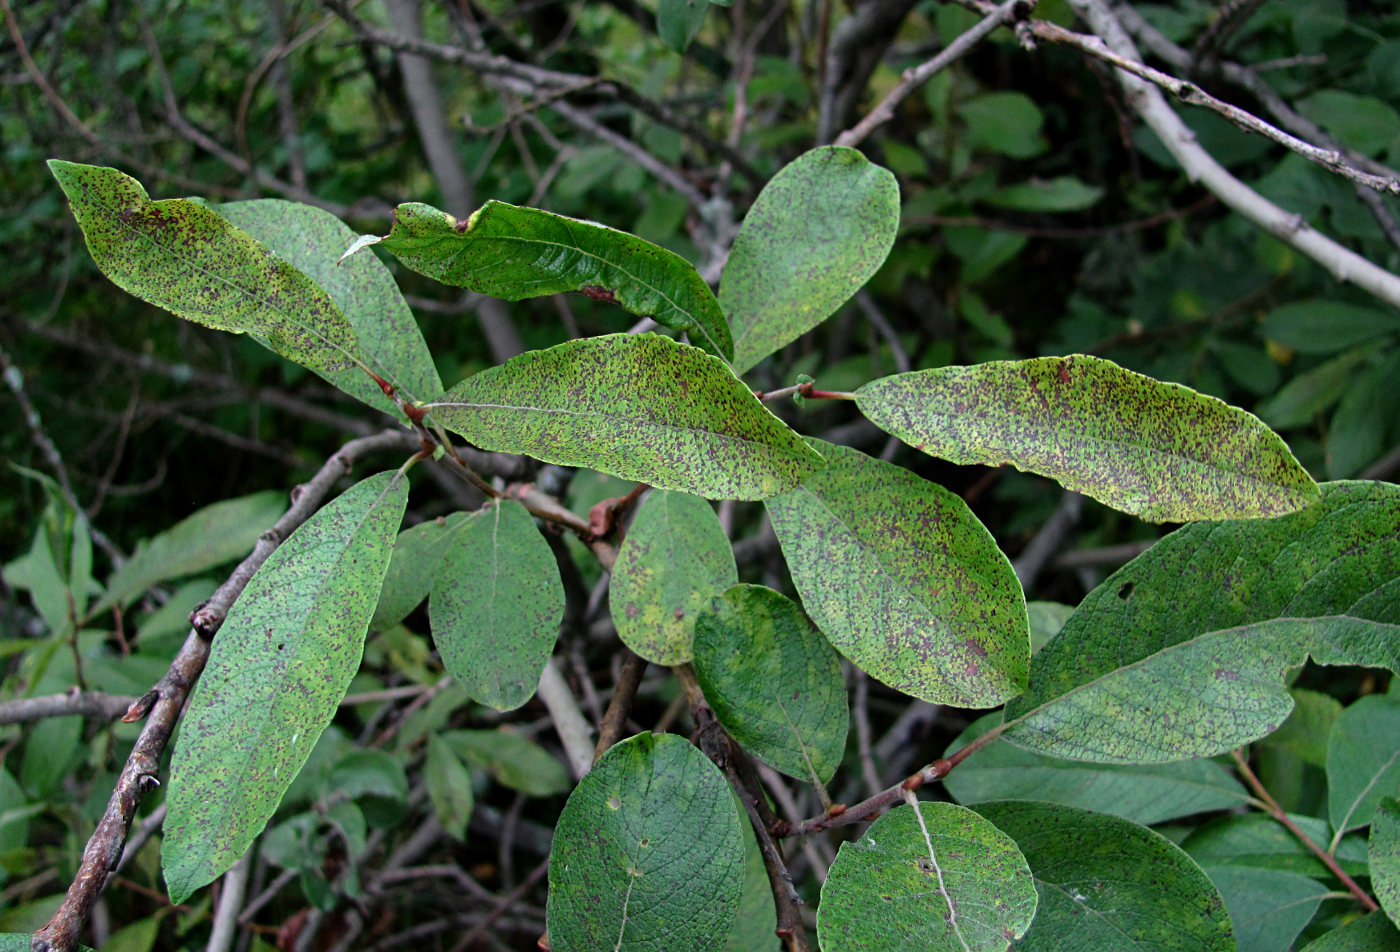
[856,355,1320,522]
[424,333,822,500]
[722,147,899,374]
[48,161,361,373]
[765,439,1028,707]
[1004,481,1400,763]
[162,472,407,903]
[342,200,732,360]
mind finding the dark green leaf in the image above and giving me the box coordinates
[48,161,360,372]
[766,439,1028,707]
[1371,798,1400,928]
[425,334,822,500]
[1328,355,1400,478]
[977,800,1234,952]
[442,729,571,797]
[0,935,92,952]
[958,92,1046,158]
[1258,348,1371,429]
[983,176,1105,213]
[93,491,285,614]
[856,355,1320,522]
[429,499,564,711]
[658,0,710,52]
[817,801,1037,952]
[1184,813,1371,879]
[163,472,407,903]
[325,749,408,803]
[1328,695,1400,836]
[345,200,732,359]
[943,713,1249,824]
[218,199,443,407]
[722,147,899,373]
[610,490,736,664]
[724,795,779,952]
[1298,912,1400,951]
[1004,482,1400,763]
[1203,866,1326,952]
[546,732,743,952]
[692,585,847,785]
[1297,91,1400,156]
[1261,300,1400,355]
[372,512,473,631]
[425,733,474,841]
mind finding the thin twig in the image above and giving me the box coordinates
[0,691,135,727]
[205,850,252,952]
[594,649,647,761]
[537,658,595,781]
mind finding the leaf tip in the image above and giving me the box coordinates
[338,232,383,265]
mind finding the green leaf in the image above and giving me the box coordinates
[1003,481,1400,763]
[1298,912,1400,951]
[943,713,1249,824]
[441,729,571,797]
[218,199,443,407]
[692,585,848,785]
[546,732,743,952]
[958,91,1047,158]
[856,355,1320,522]
[1370,799,1400,928]
[1328,355,1400,479]
[610,490,737,664]
[346,200,732,360]
[0,935,92,952]
[371,512,473,631]
[721,147,899,374]
[983,176,1105,213]
[1203,866,1326,952]
[325,749,408,803]
[429,499,564,711]
[93,491,285,614]
[162,471,407,903]
[1297,90,1400,156]
[1261,300,1400,355]
[1184,813,1371,879]
[658,0,710,52]
[424,333,822,500]
[48,161,360,372]
[977,800,1234,952]
[765,439,1028,707]
[1328,695,1400,836]
[724,795,779,952]
[425,733,474,841]
[1258,348,1372,429]
[817,801,1037,952]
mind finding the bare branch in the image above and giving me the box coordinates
[0,690,135,727]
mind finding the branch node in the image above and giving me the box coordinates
[123,690,158,723]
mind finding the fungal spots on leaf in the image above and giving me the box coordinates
[1118,581,1135,600]
[607,795,622,810]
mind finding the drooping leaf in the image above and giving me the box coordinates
[1258,348,1372,429]
[722,146,899,373]
[441,729,571,797]
[546,732,743,952]
[610,490,736,664]
[943,713,1249,825]
[371,512,473,631]
[765,439,1028,707]
[657,0,710,51]
[856,355,1320,522]
[429,499,564,711]
[976,800,1234,952]
[48,161,360,372]
[425,733,474,841]
[692,585,847,785]
[1204,866,1326,952]
[345,200,732,359]
[1003,481,1400,763]
[983,176,1105,213]
[218,199,442,407]
[1298,912,1400,951]
[817,801,1037,952]
[162,472,407,903]
[1372,799,1400,930]
[424,333,822,500]
[1328,695,1400,836]
[93,491,285,614]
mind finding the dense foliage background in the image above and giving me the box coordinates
[3,1,1399,950]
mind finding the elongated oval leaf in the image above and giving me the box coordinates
[693,584,848,784]
[944,713,1250,825]
[1183,813,1370,879]
[425,733,474,841]
[1205,865,1327,952]
[1004,481,1400,763]
[93,491,285,614]
[610,490,737,664]
[162,472,407,903]
[1371,798,1400,929]
[856,355,1320,522]
[372,512,472,631]
[218,199,442,407]
[722,147,899,374]
[722,147,898,374]
[765,439,1028,707]
[1328,695,1400,835]
[817,801,1036,952]
[429,499,564,711]
[546,732,743,952]
[976,800,1234,952]
[425,333,823,500]
[346,200,732,359]
[48,161,360,372]
[442,729,571,797]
